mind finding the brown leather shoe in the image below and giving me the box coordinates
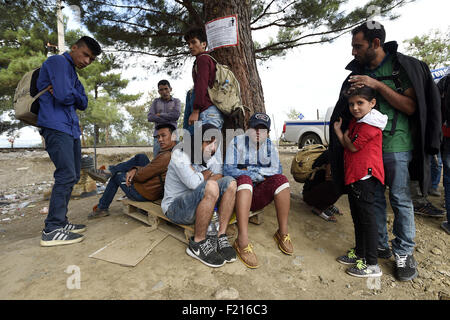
[233,239,259,269]
[273,230,293,255]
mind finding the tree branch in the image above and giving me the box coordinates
[250,1,297,26]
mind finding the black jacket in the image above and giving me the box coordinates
[329,41,442,195]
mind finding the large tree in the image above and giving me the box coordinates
[67,0,412,117]
[404,28,450,70]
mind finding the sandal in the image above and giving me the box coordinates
[311,207,337,222]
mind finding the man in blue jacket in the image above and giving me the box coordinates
[37,36,101,247]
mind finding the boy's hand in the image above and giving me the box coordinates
[333,117,343,135]
[46,85,53,95]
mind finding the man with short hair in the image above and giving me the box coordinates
[224,113,293,269]
[88,124,177,219]
[147,80,181,157]
[38,36,102,247]
[162,123,236,268]
[184,27,224,131]
[329,21,441,281]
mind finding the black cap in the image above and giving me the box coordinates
[249,112,271,129]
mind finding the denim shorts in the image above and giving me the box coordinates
[165,176,235,225]
[199,105,224,131]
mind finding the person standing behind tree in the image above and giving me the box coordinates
[37,36,102,247]
[184,27,224,131]
[147,79,181,157]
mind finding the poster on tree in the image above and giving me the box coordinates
[205,15,239,51]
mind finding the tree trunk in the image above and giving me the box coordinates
[203,0,265,127]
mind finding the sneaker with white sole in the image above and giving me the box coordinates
[186,237,225,268]
[346,259,382,278]
[395,253,418,281]
[40,228,84,247]
[337,248,359,265]
[217,234,236,263]
[62,222,86,234]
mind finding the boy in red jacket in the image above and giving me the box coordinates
[334,86,388,278]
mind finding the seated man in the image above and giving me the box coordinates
[162,123,237,268]
[224,112,293,269]
[88,124,177,219]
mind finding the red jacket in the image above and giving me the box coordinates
[192,53,216,113]
[344,118,384,185]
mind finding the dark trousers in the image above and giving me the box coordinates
[98,154,149,209]
[303,181,341,211]
[41,128,81,232]
[347,177,380,266]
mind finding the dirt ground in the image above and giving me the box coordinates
[0,147,449,300]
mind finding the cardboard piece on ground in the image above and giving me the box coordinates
[89,226,168,267]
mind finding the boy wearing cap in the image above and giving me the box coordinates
[162,123,237,268]
[224,113,293,268]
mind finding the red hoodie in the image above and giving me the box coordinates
[344,117,385,185]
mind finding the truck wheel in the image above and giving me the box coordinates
[299,133,322,148]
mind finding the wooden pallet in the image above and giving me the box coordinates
[123,199,264,244]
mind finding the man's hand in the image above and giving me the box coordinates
[125,168,137,187]
[47,85,54,95]
[348,75,380,91]
[188,110,200,125]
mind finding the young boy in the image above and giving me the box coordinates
[334,86,388,277]
[184,27,224,131]
[224,112,293,268]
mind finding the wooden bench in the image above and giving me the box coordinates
[123,199,264,244]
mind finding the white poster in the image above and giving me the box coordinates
[205,15,239,51]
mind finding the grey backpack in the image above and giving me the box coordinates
[14,67,49,126]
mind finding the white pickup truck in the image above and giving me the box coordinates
[281,107,334,148]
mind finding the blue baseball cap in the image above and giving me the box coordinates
[249,112,271,130]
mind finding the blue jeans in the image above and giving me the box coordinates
[41,128,81,232]
[430,152,442,189]
[98,154,149,209]
[373,151,415,256]
[199,105,224,131]
[441,138,450,222]
[166,176,235,225]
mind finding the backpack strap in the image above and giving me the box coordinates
[373,56,403,135]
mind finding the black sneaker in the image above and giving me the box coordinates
[86,168,111,183]
[414,202,445,218]
[40,228,84,247]
[62,222,86,234]
[186,237,225,268]
[336,248,359,265]
[394,253,418,281]
[217,234,237,263]
[377,246,392,259]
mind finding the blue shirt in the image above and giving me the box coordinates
[224,134,282,182]
[37,52,88,138]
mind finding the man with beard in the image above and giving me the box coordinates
[329,21,441,281]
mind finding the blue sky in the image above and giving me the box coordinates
[1,0,449,147]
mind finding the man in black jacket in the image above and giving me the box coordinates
[329,21,441,281]
[438,73,450,234]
